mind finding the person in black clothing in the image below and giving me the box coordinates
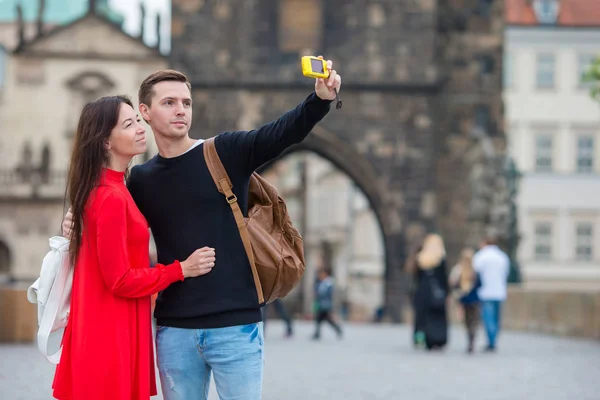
[409,233,449,350]
[311,268,343,340]
[262,299,294,338]
[63,61,342,400]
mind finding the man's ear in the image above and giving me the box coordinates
[139,103,150,123]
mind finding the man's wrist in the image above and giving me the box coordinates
[179,260,188,274]
[315,92,334,102]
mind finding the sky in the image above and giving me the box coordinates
[0,0,172,52]
[108,0,171,53]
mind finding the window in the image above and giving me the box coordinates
[503,52,513,88]
[534,222,552,260]
[279,0,323,53]
[578,54,596,86]
[476,0,494,17]
[575,223,593,261]
[536,54,555,89]
[478,55,495,75]
[534,0,559,25]
[576,136,594,173]
[535,135,553,172]
[65,71,115,138]
[474,105,490,132]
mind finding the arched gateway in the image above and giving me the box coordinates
[172,0,509,322]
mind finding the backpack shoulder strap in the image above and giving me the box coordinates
[202,138,264,303]
[202,137,233,196]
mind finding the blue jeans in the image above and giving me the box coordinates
[156,322,264,400]
[481,300,502,349]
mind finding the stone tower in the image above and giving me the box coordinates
[170,0,508,321]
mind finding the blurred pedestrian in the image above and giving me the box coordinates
[311,268,343,340]
[473,236,510,352]
[410,233,449,350]
[450,247,481,353]
[262,299,294,338]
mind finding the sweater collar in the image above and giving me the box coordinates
[101,168,126,182]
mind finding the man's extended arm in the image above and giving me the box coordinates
[222,57,342,172]
[227,93,332,172]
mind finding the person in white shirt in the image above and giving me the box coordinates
[472,236,510,352]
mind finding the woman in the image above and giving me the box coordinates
[450,248,482,353]
[411,233,449,350]
[52,96,215,400]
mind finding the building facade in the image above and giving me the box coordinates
[505,0,600,287]
[0,6,166,282]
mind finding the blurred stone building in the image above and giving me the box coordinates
[0,1,166,285]
[170,0,510,320]
[505,0,600,288]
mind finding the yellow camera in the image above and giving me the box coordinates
[301,56,329,79]
[300,55,342,110]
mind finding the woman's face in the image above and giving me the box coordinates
[107,103,147,158]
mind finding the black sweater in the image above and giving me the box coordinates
[127,93,332,328]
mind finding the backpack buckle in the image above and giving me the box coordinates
[227,194,238,204]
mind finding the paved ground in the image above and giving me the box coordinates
[1,321,599,400]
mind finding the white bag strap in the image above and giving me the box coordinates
[37,238,71,364]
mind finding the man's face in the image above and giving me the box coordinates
[139,81,192,139]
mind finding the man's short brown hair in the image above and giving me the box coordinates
[484,235,498,246]
[138,69,192,107]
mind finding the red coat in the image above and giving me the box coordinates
[52,168,184,400]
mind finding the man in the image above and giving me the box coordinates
[311,268,343,340]
[63,58,341,399]
[473,236,510,352]
[262,299,294,338]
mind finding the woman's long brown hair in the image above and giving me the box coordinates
[66,95,134,264]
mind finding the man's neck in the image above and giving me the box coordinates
[155,135,197,159]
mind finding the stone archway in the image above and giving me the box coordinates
[172,0,508,324]
[262,125,408,322]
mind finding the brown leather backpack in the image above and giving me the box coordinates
[203,137,306,304]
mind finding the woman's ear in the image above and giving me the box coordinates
[104,139,112,151]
